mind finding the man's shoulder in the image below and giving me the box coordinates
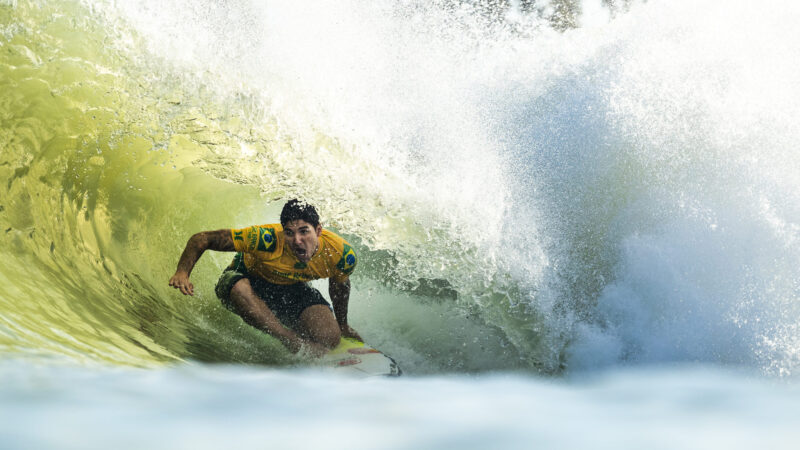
[258,223,283,231]
[321,229,357,275]
[320,229,350,249]
[234,223,284,253]
[233,223,283,233]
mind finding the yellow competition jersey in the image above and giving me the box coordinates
[230,224,357,285]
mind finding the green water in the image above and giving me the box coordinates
[0,0,549,373]
[3,2,800,448]
[0,1,312,367]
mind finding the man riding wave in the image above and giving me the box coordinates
[169,200,361,355]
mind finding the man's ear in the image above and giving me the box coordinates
[315,224,322,237]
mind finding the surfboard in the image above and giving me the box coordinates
[319,337,401,377]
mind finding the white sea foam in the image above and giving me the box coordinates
[89,0,800,374]
[1,360,799,449]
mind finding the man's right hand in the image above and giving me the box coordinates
[170,229,234,297]
[169,271,194,296]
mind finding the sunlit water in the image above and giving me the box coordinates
[2,0,800,448]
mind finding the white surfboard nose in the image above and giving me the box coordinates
[320,338,402,377]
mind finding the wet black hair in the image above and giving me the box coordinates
[280,199,320,228]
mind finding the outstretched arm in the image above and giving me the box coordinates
[329,278,362,340]
[169,229,234,296]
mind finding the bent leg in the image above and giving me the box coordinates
[298,304,341,349]
[228,278,303,353]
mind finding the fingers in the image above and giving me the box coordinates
[182,282,194,296]
[168,274,194,296]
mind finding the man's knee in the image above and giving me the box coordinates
[300,305,341,348]
[314,326,341,349]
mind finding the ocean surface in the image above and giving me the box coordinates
[2,0,800,448]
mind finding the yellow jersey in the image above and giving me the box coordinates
[230,224,357,285]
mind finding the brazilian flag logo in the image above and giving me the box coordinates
[257,227,277,252]
[336,243,357,275]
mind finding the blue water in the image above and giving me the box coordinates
[2,0,800,448]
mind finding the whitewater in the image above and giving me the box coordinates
[1,0,800,448]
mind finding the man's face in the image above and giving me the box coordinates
[284,219,322,263]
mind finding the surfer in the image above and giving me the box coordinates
[168,199,362,356]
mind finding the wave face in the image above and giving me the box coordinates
[1,0,799,375]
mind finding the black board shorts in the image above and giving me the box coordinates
[215,253,331,329]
